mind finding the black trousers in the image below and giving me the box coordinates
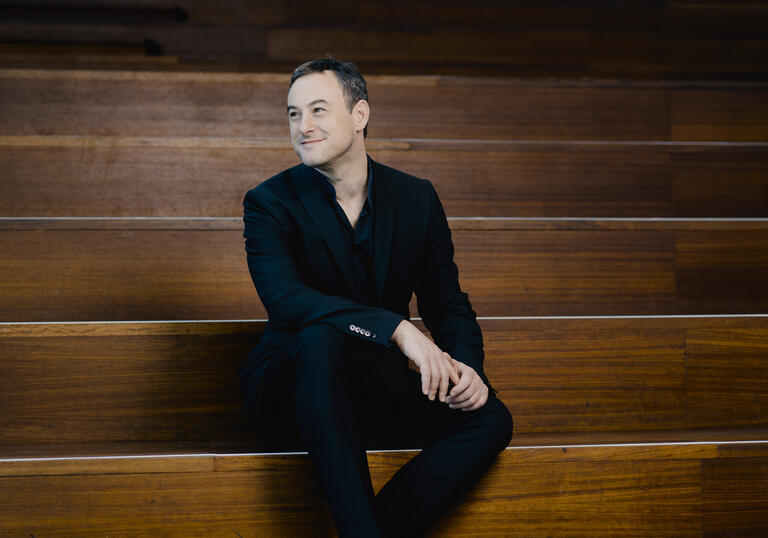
[249,324,514,538]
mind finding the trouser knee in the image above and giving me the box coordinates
[288,324,353,408]
[474,394,514,454]
[290,324,349,378]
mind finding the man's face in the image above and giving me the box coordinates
[287,71,362,169]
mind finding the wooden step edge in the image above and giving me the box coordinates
[2,439,767,478]
[4,67,768,89]
[2,314,768,338]
[3,217,768,232]
[3,135,767,151]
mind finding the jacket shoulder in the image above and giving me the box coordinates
[371,160,434,194]
[243,163,305,204]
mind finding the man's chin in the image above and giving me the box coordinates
[298,152,327,169]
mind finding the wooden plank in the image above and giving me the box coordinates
[687,328,768,429]
[4,443,756,536]
[3,137,767,218]
[702,457,768,537]
[2,1,767,78]
[3,69,768,140]
[1,224,768,320]
[1,317,767,446]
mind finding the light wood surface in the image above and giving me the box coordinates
[1,442,767,536]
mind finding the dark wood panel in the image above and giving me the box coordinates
[0,445,730,536]
[2,318,766,446]
[702,457,768,537]
[3,70,768,140]
[2,1,767,78]
[3,138,767,217]
[1,225,768,321]
[688,329,768,429]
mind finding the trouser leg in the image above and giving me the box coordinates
[284,324,382,538]
[372,377,514,538]
[246,327,513,538]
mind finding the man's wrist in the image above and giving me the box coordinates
[390,319,409,345]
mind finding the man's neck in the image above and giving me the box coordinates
[314,147,368,203]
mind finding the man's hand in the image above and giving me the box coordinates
[391,319,460,403]
[446,359,489,411]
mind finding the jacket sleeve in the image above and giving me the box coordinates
[414,182,493,389]
[243,187,403,346]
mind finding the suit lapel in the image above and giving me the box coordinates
[372,160,395,304]
[290,165,356,293]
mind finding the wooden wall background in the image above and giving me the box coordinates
[0,0,767,79]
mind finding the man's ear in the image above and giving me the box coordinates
[352,99,370,135]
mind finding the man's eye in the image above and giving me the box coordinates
[288,111,299,119]
[313,107,325,113]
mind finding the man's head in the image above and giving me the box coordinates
[290,57,369,137]
[287,58,370,170]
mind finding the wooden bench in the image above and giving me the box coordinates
[1,1,767,78]
[2,70,767,140]
[1,438,767,536]
[3,136,767,218]
[1,218,767,321]
[2,316,767,448]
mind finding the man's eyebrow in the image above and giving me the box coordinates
[286,99,329,112]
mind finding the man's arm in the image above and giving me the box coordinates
[244,187,403,345]
[412,181,491,410]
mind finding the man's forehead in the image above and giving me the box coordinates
[287,71,344,106]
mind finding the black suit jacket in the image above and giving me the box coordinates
[238,157,491,411]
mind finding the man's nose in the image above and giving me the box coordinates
[299,114,314,134]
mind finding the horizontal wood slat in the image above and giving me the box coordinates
[2,1,767,79]
[1,223,767,321]
[1,443,767,536]
[2,70,768,140]
[2,317,766,446]
[3,137,767,218]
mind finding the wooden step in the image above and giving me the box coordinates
[3,136,767,218]
[1,438,767,536]
[2,316,766,447]
[2,70,768,140]
[1,218,767,321]
[1,1,767,79]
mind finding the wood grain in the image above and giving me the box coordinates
[4,443,762,537]
[1,224,767,321]
[702,457,768,537]
[2,70,767,140]
[2,317,766,446]
[3,138,766,218]
[2,1,767,78]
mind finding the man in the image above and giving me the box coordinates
[239,57,513,538]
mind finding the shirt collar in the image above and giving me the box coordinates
[311,157,374,210]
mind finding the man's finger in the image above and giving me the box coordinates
[438,360,451,402]
[420,361,431,397]
[445,354,460,385]
[448,366,472,398]
[429,355,440,400]
[454,390,481,410]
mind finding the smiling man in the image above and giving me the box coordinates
[239,57,513,538]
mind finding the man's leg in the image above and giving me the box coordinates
[370,366,514,538]
[277,324,382,538]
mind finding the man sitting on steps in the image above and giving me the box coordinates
[239,57,513,538]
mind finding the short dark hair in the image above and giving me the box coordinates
[289,57,369,137]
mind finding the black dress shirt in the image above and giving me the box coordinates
[312,160,375,306]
